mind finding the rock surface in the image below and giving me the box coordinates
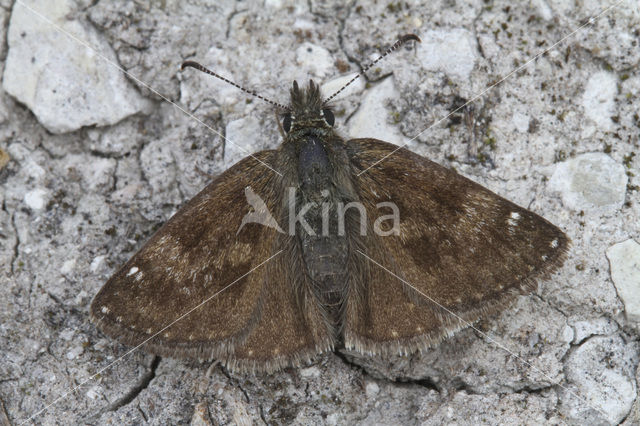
[581,71,618,132]
[2,0,148,133]
[417,28,479,82]
[549,153,628,214]
[348,77,407,145]
[607,239,640,323]
[0,0,638,425]
[224,116,272,168]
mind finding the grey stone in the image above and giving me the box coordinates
[549,153,627,213]
[417,28,479,82]
[295,42,334,79]
[623,366,640,425]
[2,0,149,134]
[607,239,640,323]
[140,138,182,207]
[571,316,620,344]
[561,335,638,424]
[581,71,618,132]
[23,188,48,210]
[224,116,265,167]
[348,77,407,145]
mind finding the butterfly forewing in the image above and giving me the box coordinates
[343,138,569,354]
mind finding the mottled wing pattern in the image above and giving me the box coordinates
[343,138,569,354]
[91,151,333,372]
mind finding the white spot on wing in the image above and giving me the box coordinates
[127,266,139,276]
[507,211,521,229]
[101,306,110,314]
[550,239,558,248]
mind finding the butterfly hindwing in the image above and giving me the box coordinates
[343,138,569,354]
[227,237,336,372]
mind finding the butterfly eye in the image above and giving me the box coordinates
[321,108,335,127]
[282,113,292,132]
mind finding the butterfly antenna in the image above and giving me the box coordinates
[323,34,421,104]
[181,61,288,110]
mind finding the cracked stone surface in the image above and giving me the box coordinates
[1,0,639,424]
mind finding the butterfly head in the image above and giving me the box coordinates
[282,80,335,134]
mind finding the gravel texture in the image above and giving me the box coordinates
[0,0,638,424]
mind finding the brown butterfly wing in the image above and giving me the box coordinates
[91,151,333,372]
[343,138,569,354]
[226,236,336,373]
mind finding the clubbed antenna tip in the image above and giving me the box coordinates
[323,34,421,104]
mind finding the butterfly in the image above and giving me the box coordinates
[91,35,568,373]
